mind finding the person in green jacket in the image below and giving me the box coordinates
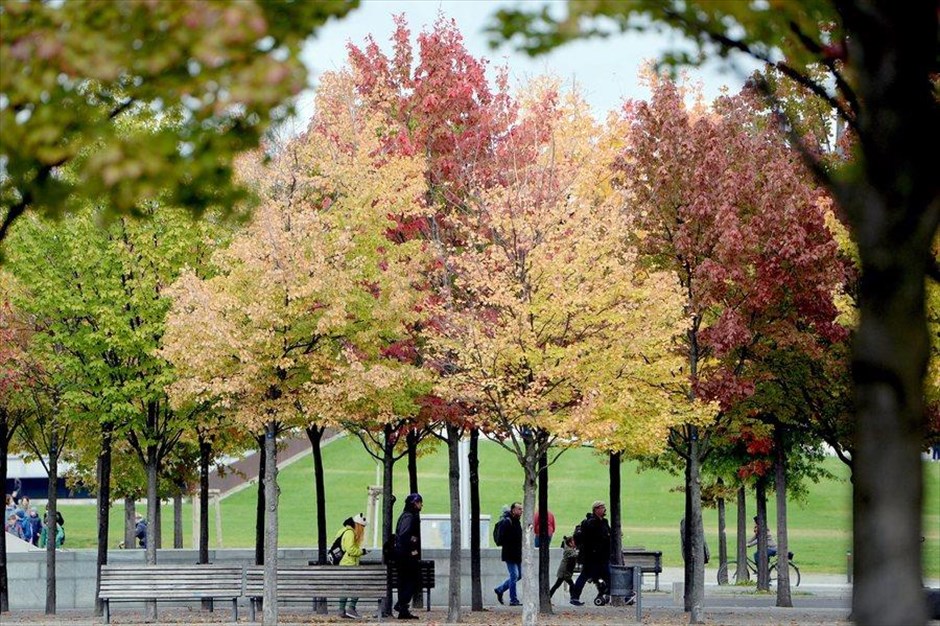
[336,513,368,619]
[39,511,64,548]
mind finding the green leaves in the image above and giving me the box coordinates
[0,0,359,242]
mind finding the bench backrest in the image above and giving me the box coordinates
[98,565,244,600]
[621,550,663,573]
[244,565,387,599]
[388,560,435,588]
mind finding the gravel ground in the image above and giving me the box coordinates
[0,605,855,626]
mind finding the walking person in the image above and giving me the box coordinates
[570,500,611,606]
[393,493,423,620]
[336,513,369,619]
[39,510,64,548]
[533,507,555,548]
[134,513,148,549]
[493,502,523,606]
[549,535,578,598]
[5,512,25,540]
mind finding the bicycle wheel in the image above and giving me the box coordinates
[769,560,801,587]
[788,561,801,587]
[717,562,729,585]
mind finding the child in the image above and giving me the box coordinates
[550,535,578,598]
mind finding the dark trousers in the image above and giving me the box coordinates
[395,559,420,613]
[571,561,610,600]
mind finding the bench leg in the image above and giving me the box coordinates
[425,588,431,611]
[232,598,238,622]
[104,599,110,625]
[249,598,257,622]
[655,572,660,592]
[377,598,384,623]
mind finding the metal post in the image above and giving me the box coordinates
[634,566,642,622]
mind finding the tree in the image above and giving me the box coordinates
[344,16,516,620]
[0,280,31,612]
[0,0,359,244]
[430,81,687,626]
[163,122,423,623]
[489,4,938,623]
[4,199,222,619]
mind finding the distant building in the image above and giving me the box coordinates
[3,455,92,500]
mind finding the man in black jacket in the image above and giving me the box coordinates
[393,493,423,620]
[494,502,523,606]
[570,500,611,606]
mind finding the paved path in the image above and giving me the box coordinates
[1,569,936,625]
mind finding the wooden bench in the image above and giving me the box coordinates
[388,559,436,610]
[621,549,664,591]
[98,564,243,624]
[244,565,388,621]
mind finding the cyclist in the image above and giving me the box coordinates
[746,516,776,564]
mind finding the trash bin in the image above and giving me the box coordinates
[609,564,635,596]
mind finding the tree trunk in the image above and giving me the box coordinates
[842,5,935,624]
[145,445,159,621]
[683,452,692,611]
[755,477,770,591]
[305,425,328,565]
[124,497,136,549]
[173,492,183,549]
[520,437,539,626]
[687,429,705,623]
[94,425,113,616]
[262,420,279,626]
[774,425,791,607]
[255,434,265,566]
[154,496,162,550]
[735,486,749,583]
[406,428,423,610]
[608,450,624,607]
[381,423,395,616]
[717,479,728,586]
[45,437,58,615]
[469,427,483,611]
[305,425,328,614]
[199,433,212,611]
[0,417,10,613]
[446,424,462,623]
[538,449,552,613]
[407,428,419,494]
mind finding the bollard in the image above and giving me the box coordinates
[847,551,853,583]
[673,581,684,605]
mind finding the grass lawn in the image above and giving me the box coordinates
[56,435,940,577]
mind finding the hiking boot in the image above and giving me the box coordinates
[509,600,521,606]
[570,598,584,606]
[494,587,504,604]
[398,610,419,620]
[345,607,361,619]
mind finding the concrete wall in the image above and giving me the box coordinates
[4,548,560,610]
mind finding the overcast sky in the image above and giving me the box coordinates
[296,0,758,127]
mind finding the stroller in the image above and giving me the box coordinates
[589,575,636,606]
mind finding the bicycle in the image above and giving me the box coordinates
[716,552,801,587]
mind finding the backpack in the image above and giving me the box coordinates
[327,528,350,565]
[382,533,398,563]
[493,517,507,547]
[572,522,584,550]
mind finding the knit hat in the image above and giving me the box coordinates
[352,513,367,527]
[592,500,606,510]
[405,493,423,506]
